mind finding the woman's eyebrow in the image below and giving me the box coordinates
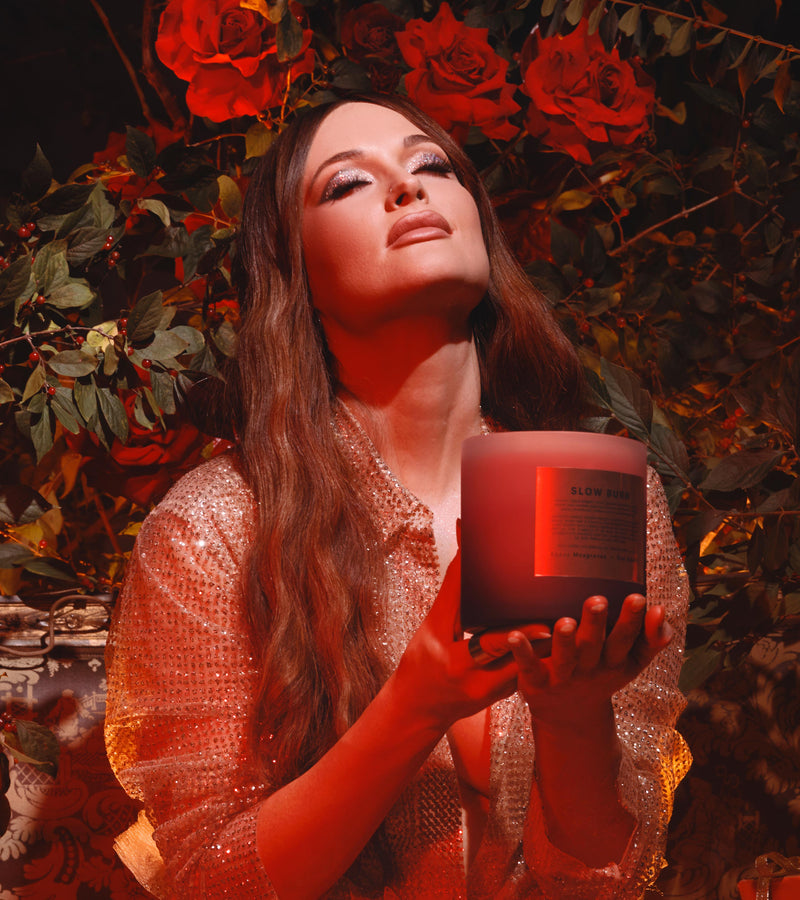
[308,133,437,190]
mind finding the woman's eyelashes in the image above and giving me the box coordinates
[321,152,454,202]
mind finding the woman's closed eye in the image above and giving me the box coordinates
[321,170,373,202]
[410,152,454,177]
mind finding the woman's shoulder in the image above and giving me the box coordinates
[142,452,255,538]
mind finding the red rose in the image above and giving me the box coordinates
[396,3,520,143]
[155,0,314,122]
[342,3,405,63]
[521,19,656,164]
[66,391,232,506]
[342,2,405,92]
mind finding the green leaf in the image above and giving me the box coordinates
[22,145,53,202]
[552,190,594,212]
[138,198,171,227]
[189,343,221,378]
[245,121,275,160]
[66,226,112,263]
[277,8,304,62]
[30,410,54,462]
[142,330,191,361]
[33,240,70,293]
[74,379,98,423]
[22,365,46,403]
[126,126,157,177]
[49,280,94,310]
[699,449,784,492]
[541,0,559,15]
[587,0,606,33]
[211,320,237,357]
[90,183,117,230]
[0,485,51,524]
[648,423,690,479]
[668,18,693,56]
[14,720,60,776]
[37,184,95,216]
[618,4,641,36]
[0,543,36,567]
[728,37,754,71]
[182,225,214,282]
[97,388,129,443]
[127,291,164,342]
[653,14,671,38]
[217,175,243,219]
[150,370,176,415]
[50,387,82,433]
[0,256,33,308]
[169,325,206,355]
[48,350,98,378]
[688,83,740,116]
[599,358,652,440]
[0,379,14,404]
[565,0,586,26]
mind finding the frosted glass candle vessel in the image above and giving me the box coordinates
[461,431,647,631]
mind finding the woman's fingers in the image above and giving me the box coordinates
[604,593,647,668]
[575,596,608,673]
[467,623,551,665]
[550,617,578,681]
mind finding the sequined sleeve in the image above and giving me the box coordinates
[104,456,277,898]
[516,467,692,898]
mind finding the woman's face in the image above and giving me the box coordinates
[300,103,490,337]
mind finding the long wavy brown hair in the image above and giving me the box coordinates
[231,94,585,795]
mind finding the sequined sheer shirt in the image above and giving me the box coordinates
[105,408,692,898]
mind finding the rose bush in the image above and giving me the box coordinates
[396,3,520,143]
[66,391,230,507]
[521,18,656,164]
[155,0,314,121]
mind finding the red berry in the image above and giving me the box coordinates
[616,316,626,328]
[127,347,135,356]
[18,225,32,239]
[168,369,178,377]
[108,259,117,268]
[580,321,591,334]
[25,222,35,231]
[38,539,48,549]
[110,250,121,261]
[28,350,40,363]
[75,335,85,345]
[46,384,56,396]
[119,317,128,327]
[584,278,595,289]
[118,326,126,335]
[35,294,45,306]
[142,358,152,369]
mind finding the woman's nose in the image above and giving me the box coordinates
[386,173,427,209]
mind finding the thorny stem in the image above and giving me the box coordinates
[608,192,730,256]
[88,0,155,126]
[609,1,800,57]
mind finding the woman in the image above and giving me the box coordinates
[105,94,691,899]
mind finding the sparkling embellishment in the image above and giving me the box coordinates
[105,414,691,899]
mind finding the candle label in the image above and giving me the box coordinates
[534,468,645,581]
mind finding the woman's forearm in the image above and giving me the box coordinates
[529,701,635,868]
[255,669,444,900]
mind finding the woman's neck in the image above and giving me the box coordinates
[331,318,483,511]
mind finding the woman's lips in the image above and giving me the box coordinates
[387,210,453,247]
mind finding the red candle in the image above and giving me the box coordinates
[461,431,647,631]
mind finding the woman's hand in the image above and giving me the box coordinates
[393,551,550,732]
[507,593,673,728]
